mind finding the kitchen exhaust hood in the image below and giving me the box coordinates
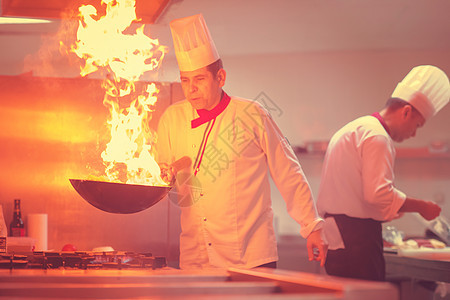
[1,0,171,24]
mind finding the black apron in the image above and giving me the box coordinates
[324,214,385,281]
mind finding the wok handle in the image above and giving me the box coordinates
[171,156,192,174]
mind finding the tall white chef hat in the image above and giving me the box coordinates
[170,14,220,72]
[391,65,450,120]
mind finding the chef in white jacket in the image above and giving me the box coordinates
[317,65,449,281]
[156,14,326,269]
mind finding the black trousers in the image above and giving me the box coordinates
[324,214,385,281]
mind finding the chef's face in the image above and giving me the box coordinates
[391,105,426,142]
[180,66,226,110]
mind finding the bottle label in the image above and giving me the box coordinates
[0,237,6,253]
[10,228,25,237]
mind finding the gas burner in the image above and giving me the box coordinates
[0,254,28,269]
[0,251,167,270]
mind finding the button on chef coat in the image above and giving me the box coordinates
[317,115,406,249]
[157,96,322,269]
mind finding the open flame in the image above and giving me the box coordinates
[70,0,167,185]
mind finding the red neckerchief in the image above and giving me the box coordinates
[191,92,231,129]
[371,112,390,135]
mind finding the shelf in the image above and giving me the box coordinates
[396,147,450,159]
[294,146,450,160]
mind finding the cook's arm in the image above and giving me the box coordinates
[361,135,406,220]
[399,197,441,220]
[159,157,192,184]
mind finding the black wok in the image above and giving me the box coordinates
[69,179,172,214]
[70,156,191,214]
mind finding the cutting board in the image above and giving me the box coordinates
[397,247,450,260]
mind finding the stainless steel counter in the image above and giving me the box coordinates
[385,253,450,283]
[385,253,450,300]
[0,267,398,299]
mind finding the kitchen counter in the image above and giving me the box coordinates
[385,253,450,283]
[385,252,450,300]
[0,267,399,299]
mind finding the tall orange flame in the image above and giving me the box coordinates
[71,0,167,185]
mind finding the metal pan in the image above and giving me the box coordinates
[69,179,172,214]
[69,156,192,214]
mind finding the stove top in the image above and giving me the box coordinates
[0,251,167,270]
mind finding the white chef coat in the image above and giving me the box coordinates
[156,95,323,269]
[317,115,406,249]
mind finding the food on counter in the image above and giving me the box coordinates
[383,226,447,250]
[430,239,447,249]
[386,238,446,250]
[405,238,445,249]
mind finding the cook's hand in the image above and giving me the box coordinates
[160,157,192,185]
[306,229,328,267]
[160,163,175,185]
[419,200,441,221]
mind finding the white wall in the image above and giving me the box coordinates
[159,49,450,146]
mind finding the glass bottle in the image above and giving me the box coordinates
[0,205,6,253]
[9,199,25,237]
